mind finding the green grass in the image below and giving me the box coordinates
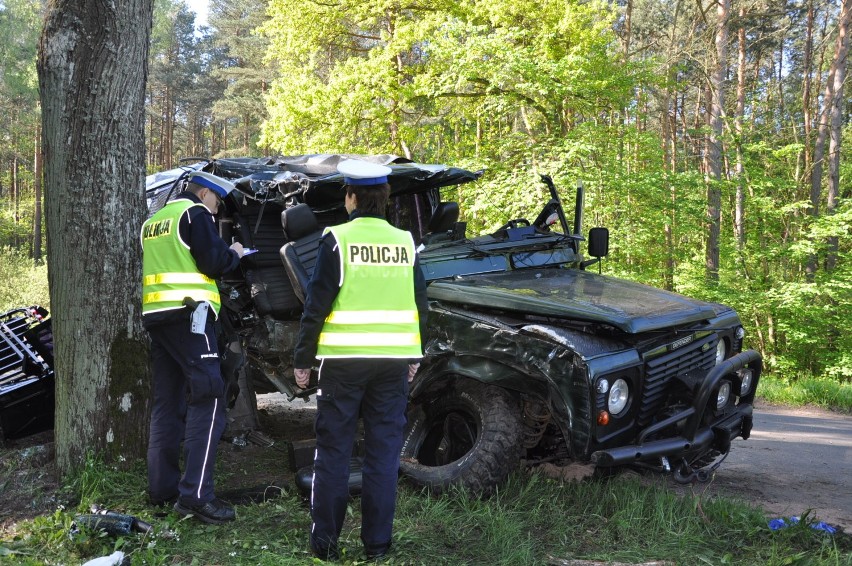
[2,459,850,565]
[0,248,49,313]
[758,374,852,413]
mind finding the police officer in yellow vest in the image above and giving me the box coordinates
[141,171,245,524]
[294,159,428,561]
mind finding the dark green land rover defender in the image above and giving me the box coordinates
[146,154,762,494]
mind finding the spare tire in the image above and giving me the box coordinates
[399,379,523,496]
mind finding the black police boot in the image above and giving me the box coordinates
[364,542,390,561]
[310,543,340,561]
[173,498,236,524]
[148,493,178,517]
[147,493,177,508]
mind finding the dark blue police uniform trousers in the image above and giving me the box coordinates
[310,358,409,553]
[147,319,226,505]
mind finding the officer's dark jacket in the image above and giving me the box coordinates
[293,211,429,368]
[142,191,240,330]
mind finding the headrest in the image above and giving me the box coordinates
[187,171,235,197]
[428,201,460,233]
[281,204,320,241]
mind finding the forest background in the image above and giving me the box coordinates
[0,0,850,393]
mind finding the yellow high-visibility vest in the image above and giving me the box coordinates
[141,199,221,317]
[317,217,421,358]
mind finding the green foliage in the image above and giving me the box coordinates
[208,0,272,156]
[0,0,40,101]
[0,247,48,312]
[259,0,643,158]
[257,0,852,390]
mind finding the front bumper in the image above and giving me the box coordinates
[590,350,762,467]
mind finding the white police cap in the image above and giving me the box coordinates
[187,171,236,198]
[338,159,392,186]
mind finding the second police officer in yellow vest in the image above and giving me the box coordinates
[293,159,429,561]
[141,171,245,525]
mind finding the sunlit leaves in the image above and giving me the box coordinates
[259,0,641,158]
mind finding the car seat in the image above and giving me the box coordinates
[421,201,462,245]
[280,204,323,303]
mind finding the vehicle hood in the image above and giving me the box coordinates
[427,269,723,334]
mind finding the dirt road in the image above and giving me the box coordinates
[701,403,852,532]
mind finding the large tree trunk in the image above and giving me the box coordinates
[37,0,154,475]
[705,0,729,283]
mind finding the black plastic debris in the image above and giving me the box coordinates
[72,504,153,536]
[0,306,54,442]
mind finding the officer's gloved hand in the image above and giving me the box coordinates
[408,363,420,382]
[294,368,311,389]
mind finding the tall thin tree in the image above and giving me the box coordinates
[705,0,730,282]
[808,0,851,277]
[825,0,851,271]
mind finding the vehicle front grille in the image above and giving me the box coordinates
[637,334,718,427]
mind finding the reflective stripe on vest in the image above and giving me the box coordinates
[141,198,222,316]
[317,217,421,359]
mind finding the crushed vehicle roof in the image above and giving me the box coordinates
[146,154,482,211]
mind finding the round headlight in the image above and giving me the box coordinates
[608,378,629,415]
[715,340,727,365]
[716,381,732,409]
[597,379,610,394]
[735,327,746,340]
[739,368,753,395]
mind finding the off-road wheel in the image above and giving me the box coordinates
[399,379,523,496]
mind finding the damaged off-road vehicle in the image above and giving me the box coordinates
[145,154,762,494]
[0,306,54,444]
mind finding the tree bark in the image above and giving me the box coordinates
[38,0,154,474]
[808,0,851,277]
[705,0,729,283]
[12,155,20,248]
[734,5,746,250]
[825,0,851,271]
[801,0,814,186]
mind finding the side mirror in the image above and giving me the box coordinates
[588,227,609,258]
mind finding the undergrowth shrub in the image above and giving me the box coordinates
[0,247,49,312]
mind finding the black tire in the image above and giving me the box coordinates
[400,380,523,496]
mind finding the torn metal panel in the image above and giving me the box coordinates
[417,304,594,459]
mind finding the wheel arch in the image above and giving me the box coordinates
[409,353,581,460]
[411,353,551,402]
